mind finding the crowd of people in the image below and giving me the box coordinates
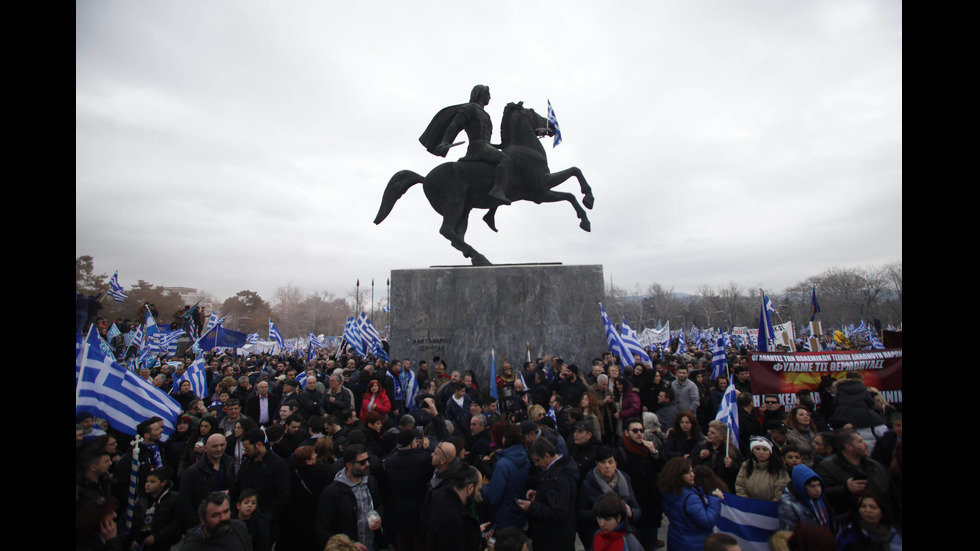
[76,325,902,551]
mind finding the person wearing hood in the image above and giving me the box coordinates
[777,464,837,535]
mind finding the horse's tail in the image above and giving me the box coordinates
[374,170,425,225]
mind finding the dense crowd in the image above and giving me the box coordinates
[76,323,902,551]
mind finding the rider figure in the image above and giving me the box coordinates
[419,84,514,205]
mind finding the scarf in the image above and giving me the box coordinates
[621,433,648,458]
[593,529,628,551]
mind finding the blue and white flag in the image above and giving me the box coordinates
[400,366,419,408]
[675,324,687,355]
[204,313,225,336]
[147,329,185,355]
[307,340,317,363]
[107,322,122,342]
[343,317,365,356]
[296,370,308,389]
[144,307,159,337]
[173,355,209,399]
[546,99,562,147]
[809,286,821,322]
[76,329,182,439]
[131,324,146,352]
[867,324,885,350]
[107,271,128,302]
[599,303,633,367]
[716,492,780,551]
[621,318,652,364]
[714,381,740,447]
[246,332,258,345]
[269,319,285,351]
[710,336,728,380]
[309,333,323,349]
[357,312,389,361]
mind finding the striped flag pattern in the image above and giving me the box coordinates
[108,271,128,302]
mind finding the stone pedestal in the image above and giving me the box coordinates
[388,264,606,385]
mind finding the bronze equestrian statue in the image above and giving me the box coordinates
[374,85,594,266]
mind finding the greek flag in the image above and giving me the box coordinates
[76,329,181,439]
[620,318,651,364]
[144,307,159,337]
[309,332,323,348]
[401,367,419,409]
[246,332,258,344]
[173,355,209,398]
[716,492,780,551]
[307,340,317,363]
[867,324,885,350]
[599,303,633,367]
[675,324,687,355]
[547,99,562,147]
[108,271,128,302]
[204,313,225,335]
[269,319,285,351]
[357,312,389,361]
[147,329,185,355]
[107,322,122,342]
[710,336,728,380]
[343,317,365,356]
[714,381,740,447]
[131,324,146,352]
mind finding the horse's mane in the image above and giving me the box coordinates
[500,101,523,147]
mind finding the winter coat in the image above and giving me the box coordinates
[735,459,790,501]
[527,454,580,551]
[830,380,886,429]
[479,444,530,530]
[777,465,837,533]
[660,485,722,551]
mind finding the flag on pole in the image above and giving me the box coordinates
[547,99,562,147]
[621,318,652,364]
[125,436,141,531]
[269,319,285,351]
[710,336,728,380]
[867,324,885,350]
[76,328,182,439]
[307,340,317,363]
[172,355,209,398]
[144,306,159,337]
[357,312,389,361]
[489,347,498,401]
[400,365,419,409]
[714,381,740,447]
[107,271,128,302]
[676,324,687,355]
[343,317,365,356]
[599,303,634,367]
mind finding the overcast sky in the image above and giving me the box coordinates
[76,1,902,306]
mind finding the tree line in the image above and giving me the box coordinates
[78,255,901,340]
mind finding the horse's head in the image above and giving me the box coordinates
[502,102,554,146]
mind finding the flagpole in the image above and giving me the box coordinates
[371,279,375,319]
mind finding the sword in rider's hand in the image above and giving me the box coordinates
[448,141,465,148]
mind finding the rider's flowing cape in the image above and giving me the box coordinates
[418,103,470,156]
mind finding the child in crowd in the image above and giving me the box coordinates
[592,491,644,551]
[782,443,803,473]
[131,466,181,551]
[236,487,262,550]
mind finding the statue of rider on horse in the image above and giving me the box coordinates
[374,85,594,266]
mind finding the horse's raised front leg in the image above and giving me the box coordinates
[535,189,591,232]
[547,167,594,210]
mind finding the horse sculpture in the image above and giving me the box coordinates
[373,101,594,265]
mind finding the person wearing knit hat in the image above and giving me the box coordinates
[735,436,791,501]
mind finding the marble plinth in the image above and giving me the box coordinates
[388,264,605,386]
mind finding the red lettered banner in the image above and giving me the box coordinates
[747,349,902,405]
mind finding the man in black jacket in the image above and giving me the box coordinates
[237,428,290,551]
[517,438,579,551]
[177,434,237,532]
[315,444,384,550]
[424,466,484,551]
